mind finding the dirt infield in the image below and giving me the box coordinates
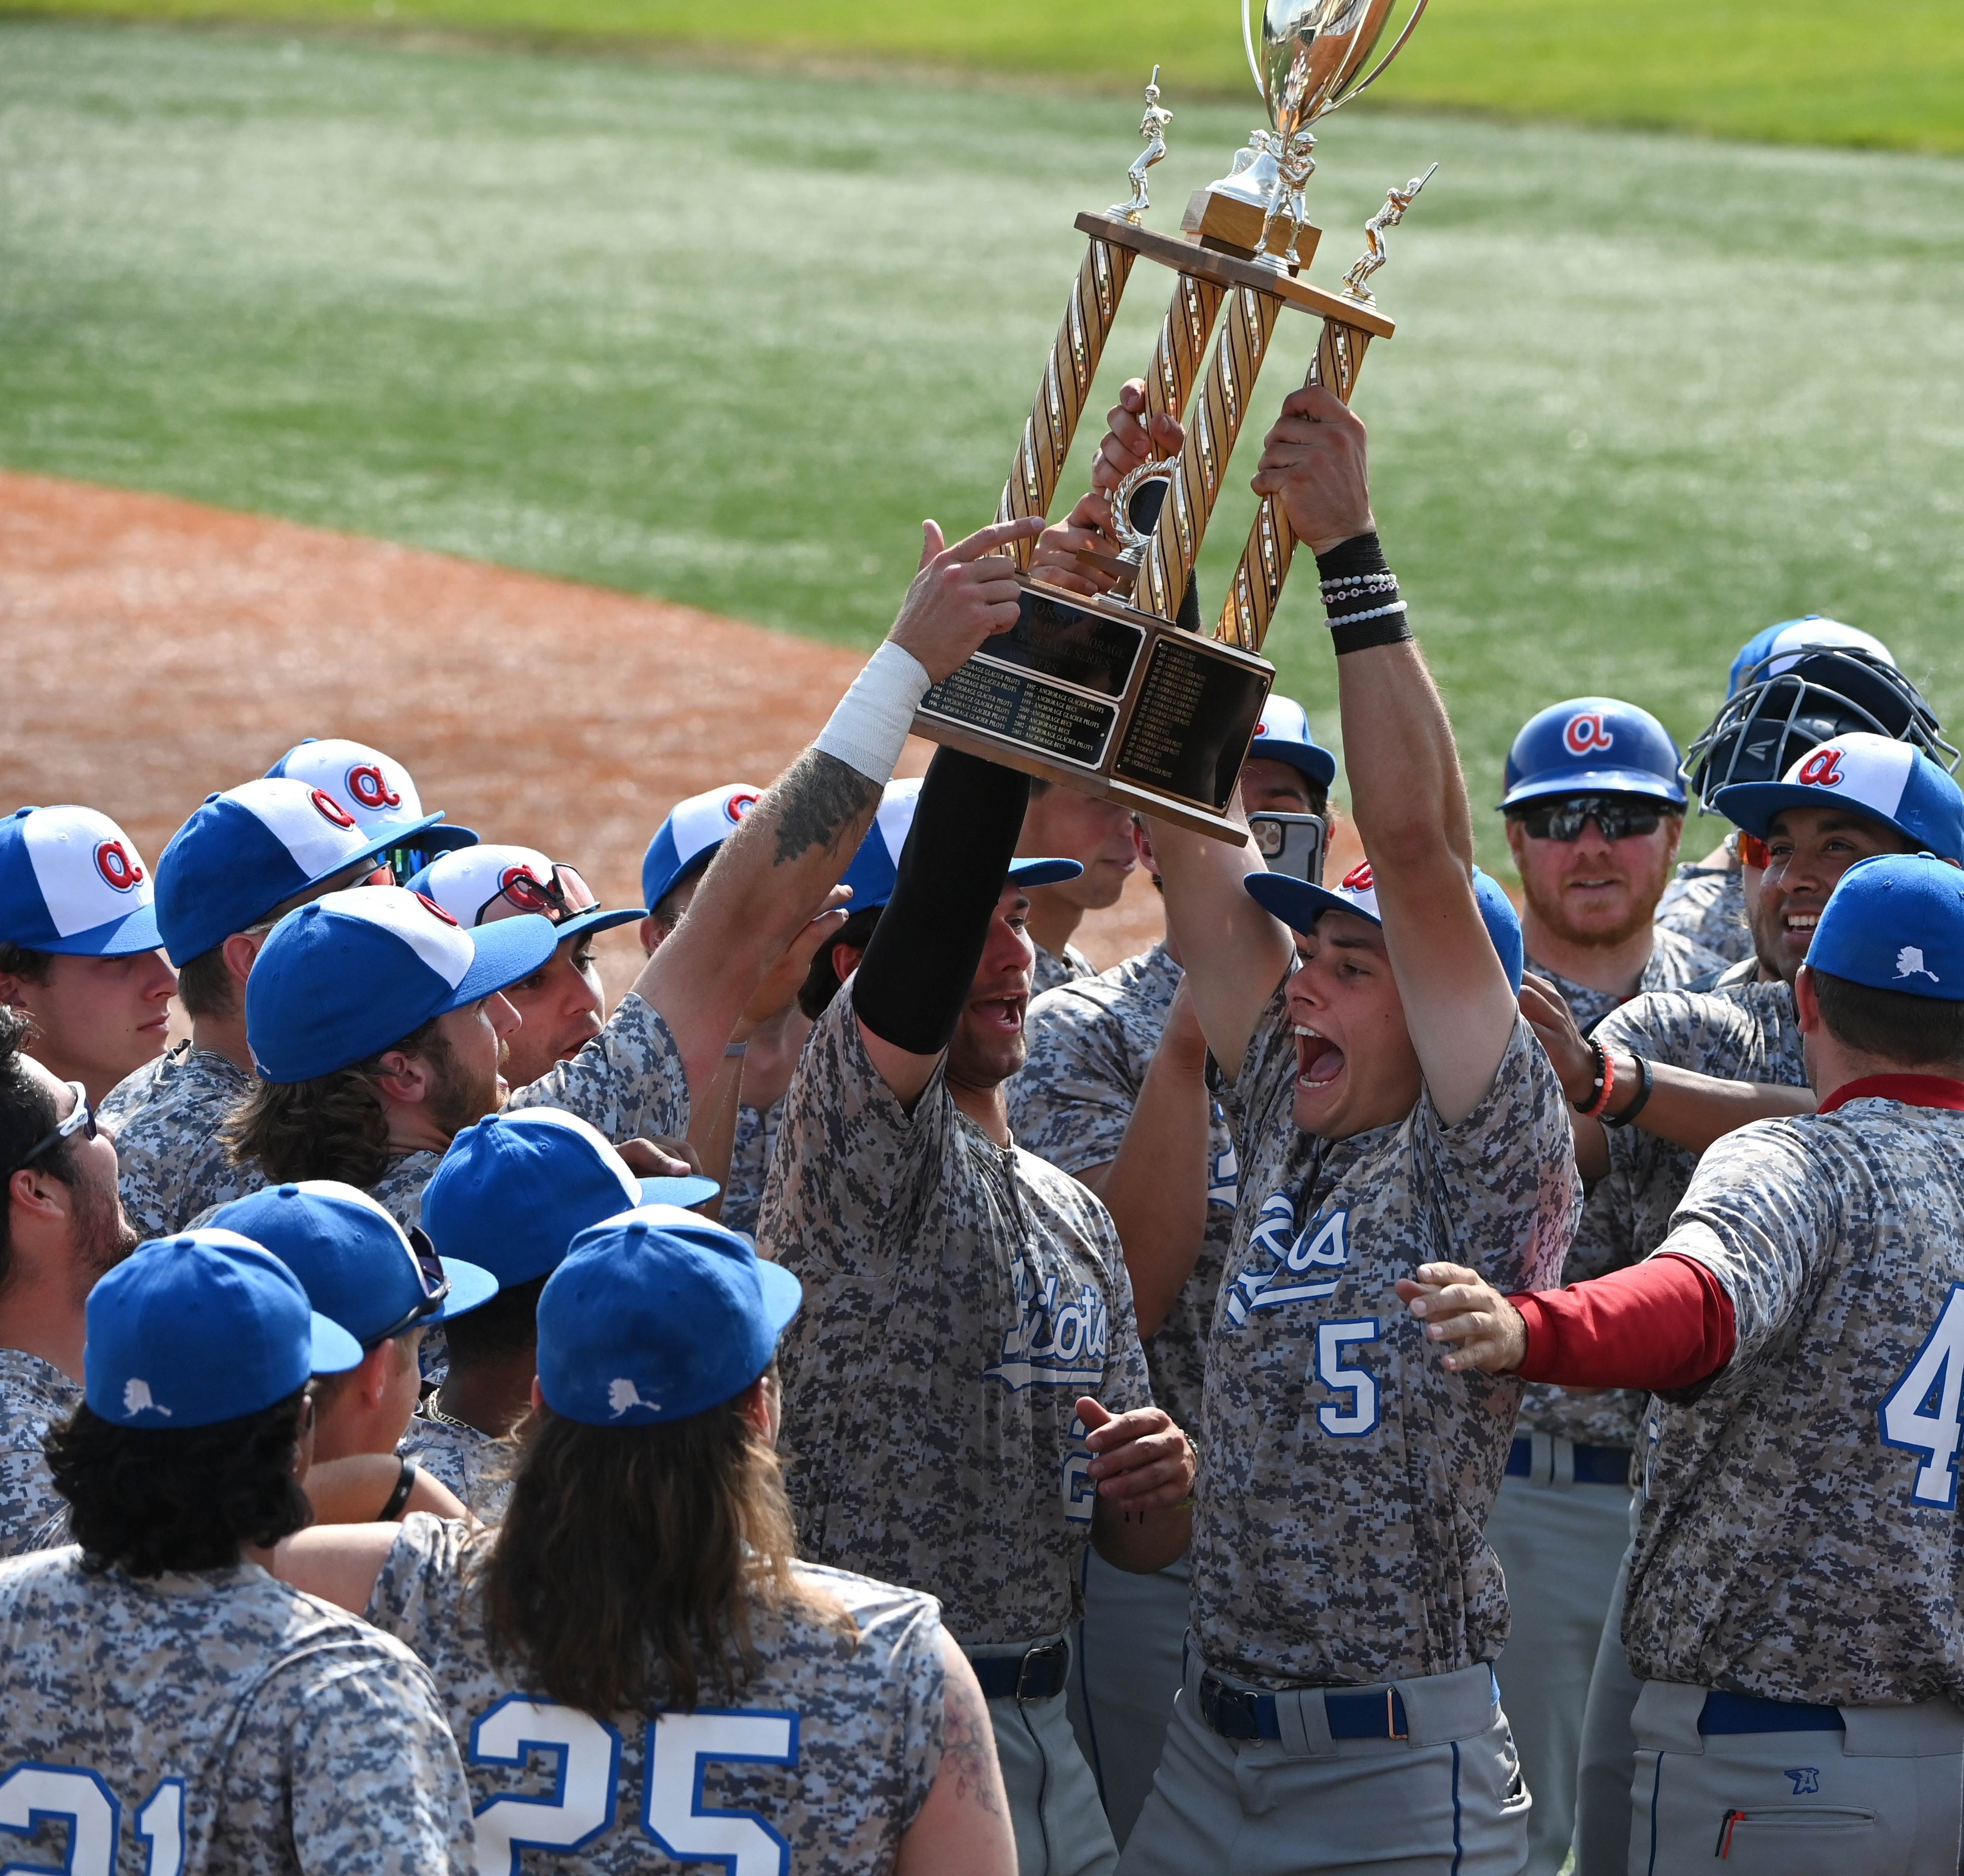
[0,472,1167,1012]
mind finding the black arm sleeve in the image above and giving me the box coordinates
[853,747,1031,1057]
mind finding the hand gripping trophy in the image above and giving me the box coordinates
[1109,66,1174,225]
[907,0,1437,839]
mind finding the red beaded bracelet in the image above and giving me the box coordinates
[1575,1040,1616,1119]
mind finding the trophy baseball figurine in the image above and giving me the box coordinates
[910,0,1435,839]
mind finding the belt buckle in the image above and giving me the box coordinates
[1385,1687,1408,1741]
[1016,1638,1064,1702]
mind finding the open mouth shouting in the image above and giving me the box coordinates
[1295,1023,1345,1091]
[973,995,1026,1038]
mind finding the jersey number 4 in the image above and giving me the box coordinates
[472,1696,800,1876]
[0,1764,183,1874]
[1879,1283,1964,1509]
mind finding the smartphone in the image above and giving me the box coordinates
[1249,812,1328,886]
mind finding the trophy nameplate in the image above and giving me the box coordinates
[917,577,1273,841]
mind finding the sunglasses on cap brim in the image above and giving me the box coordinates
[1507,796,1668,842]
[366,1226,453,1345]
[472,864,599,928]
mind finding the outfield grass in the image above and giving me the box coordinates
[8,0,1963,153]
[3,23,1962,873]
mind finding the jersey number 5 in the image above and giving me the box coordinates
[0,1764,183,1875]
[1879,1283,1964,1509]
[471,1696,799,1876]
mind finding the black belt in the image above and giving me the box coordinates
[1197,1671,1410,1742]
[1699,1690,1844,1735]
[967,1637,1069,1702]
[1507,1437,1631,1487]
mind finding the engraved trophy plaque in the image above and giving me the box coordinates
[912,8,1432,841]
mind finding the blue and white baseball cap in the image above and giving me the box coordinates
[84,1230,363,1428]
[836,778,923,912]
[245,884,558,1083]
[155,777,410,967]
[537,1205,802,1427]
[405,844,643,948]
[641,783,766,913]
[1501,698,1687,809]
[1728,618,1895,697]
[1246,694,1337,790]
[210,1180,498,1344]
[0,806,162,957]
[1245,858,1526,993]
[1808,853,1964,1003]
[1713,733,1964,860]
[265,738,477,857]
[424,1107,719,1289]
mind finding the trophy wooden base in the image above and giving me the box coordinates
[911,576,1274,844]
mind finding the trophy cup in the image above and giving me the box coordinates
[911,0,1430,840]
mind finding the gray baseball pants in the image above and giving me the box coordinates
[1573,1513,1643,1874]
[1484,1466,1632,1874]
[1627,1679,1964,1875]
[1117,1649,1531,1874]
[1068,1549,1188,1849]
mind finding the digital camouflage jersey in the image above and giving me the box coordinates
[1655,859,1752,965]
[395,1403,512,1525]
[1011,944,1237,1438]
[1198,1002,1578,1689]
[1628,1098,1964,1705]
[0,1550,472,1873]
[1030,942,1095,999]
[761,993,1153,1647]
[1533,977,1808,1450]
[370,1514,945,1875]
[102,1043,254,1240]
[0,1348,80,1559]
[722,1095,785,1240]
[1530,924,1729,1039]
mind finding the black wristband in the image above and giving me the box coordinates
[1127,479,1202,631]
[1330,615,1415,655]
[378,1457,416,1521]
[1601,1053,1655,1129]
[1312,532,1390,584]
[1314,531,1408,652]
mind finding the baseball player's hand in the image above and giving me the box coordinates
[617,1135,701,1180]
[1520,972,1597,1105]
[1248,385,1376,556]
[1395,1263,1529,1373]
[886,517,1042,682]
[1031,491,1130,598]
[1091,378,1182,493]
[1077,1396,1196,1509]
[737,886,852,1036]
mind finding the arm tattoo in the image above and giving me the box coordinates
[942,1665,1007,1818]
[769,749,879,868]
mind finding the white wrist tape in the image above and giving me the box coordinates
[814,640,932,783]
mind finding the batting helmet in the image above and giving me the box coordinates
[1500,698,1686,810]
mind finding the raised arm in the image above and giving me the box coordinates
[640,515,1039,1099]
[1256,387,1517,1126]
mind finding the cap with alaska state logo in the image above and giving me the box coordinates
[1247,694,1338,790]
[1808,852,1964,1004]
[0,806,161,956]
[155,777,419,967]
[424,1108,719,1288]
[536,1205,802,1427]
[245,884,557,1084]
[641,783,766,914]
[1244,857,1525,992]
[406,843,643,948]
[1714,732,1964,861]
[84,1229,364,1429]
[209,1180,499,1345]
[1500,697,1686,809]
[265,738,478,862]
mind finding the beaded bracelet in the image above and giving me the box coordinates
[1574,1040,1616,1119]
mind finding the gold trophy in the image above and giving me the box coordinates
[912,0,1432,840]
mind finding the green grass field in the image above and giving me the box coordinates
[10,0,1963,153]
[4,22,1963,872]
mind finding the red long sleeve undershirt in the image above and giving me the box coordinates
[1511,1252,1736,1392]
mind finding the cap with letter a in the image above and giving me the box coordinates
[1713,732,1964,862]
[0,805,162,957]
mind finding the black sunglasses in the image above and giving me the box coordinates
[6,1080,98,1181]
[1509,796,1668,843]
[367,1227,452,1345]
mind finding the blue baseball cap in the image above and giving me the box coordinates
[1713,733,1964,860]
[405,844,642,948]
[1809,852,1964,1003]
[1728,618,1895,698]
[265,738,478,857]
[641,783,765,914]
[1501,698,1687,810]
[245,884,558,1083]
[155,777,414,967]
[424,1107,719,1288]
[537,1205,802,1426]
[1246,694,1337,790]
[0,806,162,957]
[837,778,923,912]
[84,1230,363,1428]
[1245,858,1525,993]
[209,1180,498,1344]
